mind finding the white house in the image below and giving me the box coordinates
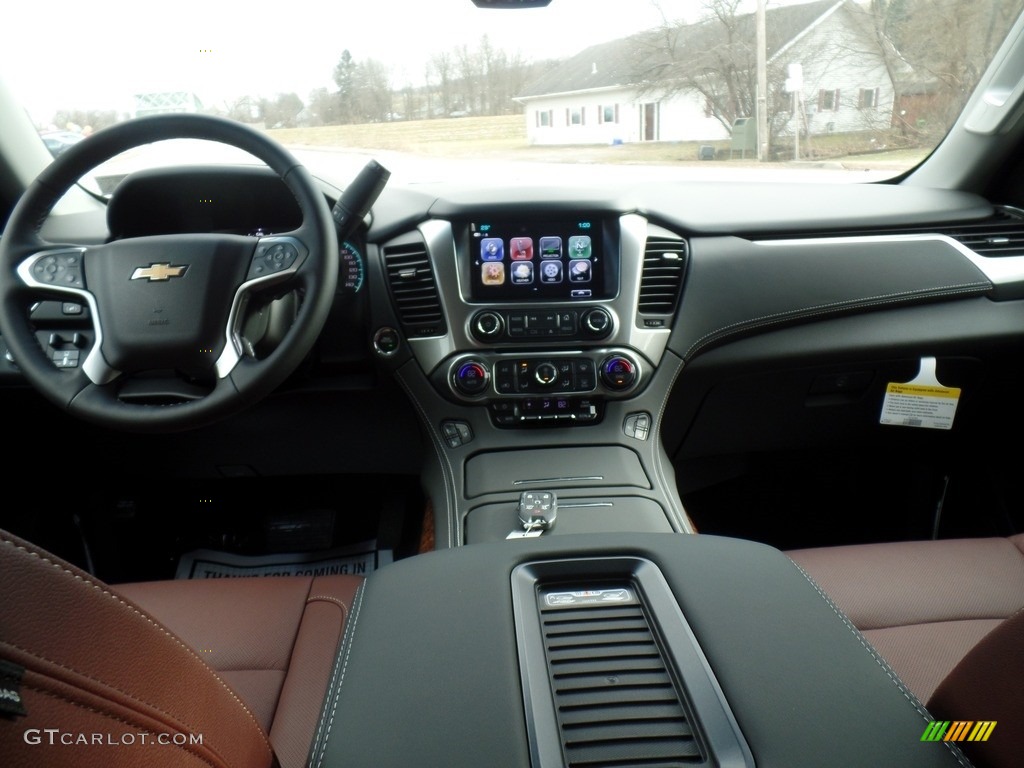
[516,0,902,147]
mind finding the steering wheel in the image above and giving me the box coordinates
[0,114,338,432]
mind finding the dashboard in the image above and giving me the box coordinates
[5,163,1024,553]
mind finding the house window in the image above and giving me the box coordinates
[858,88,879,109]
[599,104,617,124]
[536,109,552,127]
[570,107,584,126]
[818,89,840,112]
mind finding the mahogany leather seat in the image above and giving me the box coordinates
[0,529,362,768]
[788,534,1024,767]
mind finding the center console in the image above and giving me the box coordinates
[374,212,692,547]
[309,533,963,768]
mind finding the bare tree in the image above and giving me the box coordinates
[887,0,1024,136]
[352,59,393,123]
[427,52,455,117]
[634,0,785,137]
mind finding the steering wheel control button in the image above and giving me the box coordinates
[623,412,652,441]
[601,355,637,391]
[61,302,83,315]
[453,360,490,396]
[441,420,474,448]
[248,238,306,280]
[31,252,85,289]
[51,349,80,368]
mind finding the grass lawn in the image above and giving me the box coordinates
[267,116,929,170]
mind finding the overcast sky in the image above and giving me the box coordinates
[3,0,808,121]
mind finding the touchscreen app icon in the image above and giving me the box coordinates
[539,236,562,258]
[511,261,534,284]
[481,238,504,261]
[481,262,505,285]
[510,237,533,260]
[568,235,592,259]
[568,259,591,283]
[540,261,562,283]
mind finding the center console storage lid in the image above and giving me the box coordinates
[464,446,650,497]
[310,533,963,768]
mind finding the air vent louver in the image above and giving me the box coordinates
[942,207,1024,257]
[639,238,687,315]
[382,239,447,338]
[540,600,704,767]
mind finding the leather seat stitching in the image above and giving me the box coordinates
[859,614,1019,632]
[23,682,219,768]
[789,560,972,768]
[3,638,229,738]
[306,595,349,613]
[311,582,364,768]
[1,536,272,757]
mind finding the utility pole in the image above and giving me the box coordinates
[756,0,769,161]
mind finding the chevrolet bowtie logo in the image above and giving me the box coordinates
[131,263,188,282]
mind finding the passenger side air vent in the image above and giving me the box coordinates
[638,237,687,316]
[382,238,447,338]
[539,590,705,766]
[942,206,1024,257]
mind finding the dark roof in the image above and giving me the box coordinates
[518,0,842,99]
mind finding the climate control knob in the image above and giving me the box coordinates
[453,360,490,396]
[534,362,558,386]
[600,355,637,391]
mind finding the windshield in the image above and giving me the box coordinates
[5,0,1024,188]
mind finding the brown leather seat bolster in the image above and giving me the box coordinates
[119,574,362,768]
[0,530,274,768]
[270,576,362,768]
[787,535,1024,629]
[788,535,1024,704]
[927,608,1024,768]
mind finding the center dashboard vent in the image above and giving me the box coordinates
[638,235,688,316]
[382,238,447,338]
[539,591,704,766]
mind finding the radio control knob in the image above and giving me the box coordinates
[583,308,612,337]
[534,362,558,386]
[473,311,504,339]
[453,360,490,396]
[600,355,637,391]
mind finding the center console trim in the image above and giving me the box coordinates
[512,556,754,768]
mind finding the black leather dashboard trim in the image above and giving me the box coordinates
[671,236,993,363]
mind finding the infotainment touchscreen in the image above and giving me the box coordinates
[468,217,613,301]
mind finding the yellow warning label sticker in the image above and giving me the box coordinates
[880,382,961,430]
